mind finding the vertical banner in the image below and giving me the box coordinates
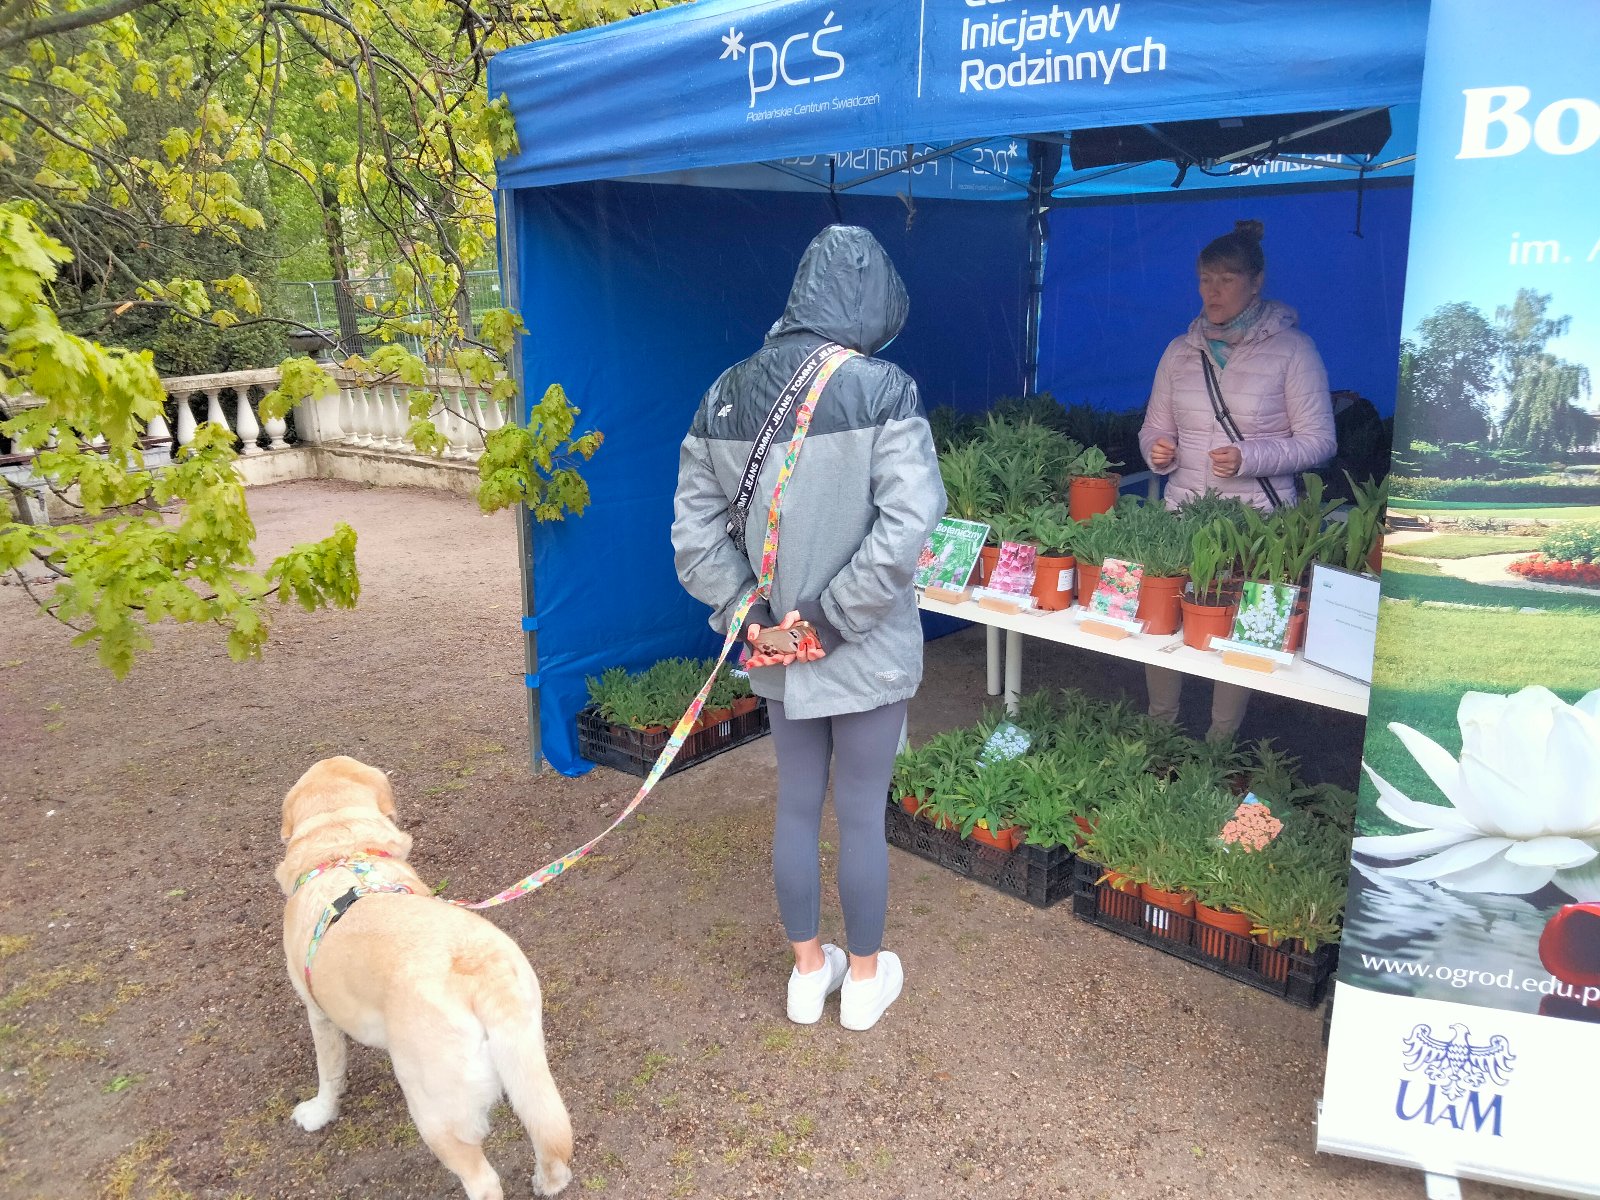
[1318,1,1600,1194]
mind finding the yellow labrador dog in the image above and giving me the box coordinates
[276,756,572,1199]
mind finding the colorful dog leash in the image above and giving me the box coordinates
[452,344,859,911]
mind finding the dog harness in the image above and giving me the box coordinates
[294,851,415,985]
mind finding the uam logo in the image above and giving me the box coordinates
[1394,1022,1515,1137]
[720,12,845,109]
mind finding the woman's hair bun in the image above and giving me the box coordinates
[1233,219,1265,243]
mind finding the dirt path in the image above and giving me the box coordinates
[0,480,1526,1200]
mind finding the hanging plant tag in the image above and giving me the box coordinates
[976,721,1031,767]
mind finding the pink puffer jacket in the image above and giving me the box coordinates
[1138,300,1335,511]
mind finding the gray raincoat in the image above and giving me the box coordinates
[671,226,947,720]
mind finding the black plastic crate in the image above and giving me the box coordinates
[1069,857,1339,1009]
[884,796,1075,908]
[577,702,769,778]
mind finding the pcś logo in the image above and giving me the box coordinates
[720,12,845,109]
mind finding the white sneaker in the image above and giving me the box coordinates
[839,951,904,1031]
[786,944,848,1025]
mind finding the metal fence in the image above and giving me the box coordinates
[269,270,504,338]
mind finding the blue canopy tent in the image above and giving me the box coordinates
[488,0,1429,774]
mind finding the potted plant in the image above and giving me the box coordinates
[938,441,998,585]
[949,760,1026,852]
[1319,472,1390,577]
[1190,853,1257,966]
[1070,508,1119,608]
[1109,500,1190,636]
[728,667,760,718]
[1021,502,1077,610]
[1181,520,1237,651]
[1232,822,1348,982]
[1079,776,1160,916]
[1066,446,1122,522]
[1012,757,1083,849]
[891,743,937,815]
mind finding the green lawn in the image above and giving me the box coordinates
[1378,556,1600,611]
[1390,499,1600,520]
[1386,533,1542,559]
[1362,601,1600,835]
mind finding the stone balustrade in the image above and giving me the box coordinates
[158,366,504,460]
[3,365,510,521]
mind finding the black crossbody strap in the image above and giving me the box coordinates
[725,341,846,554]
[1198,350,1284,510]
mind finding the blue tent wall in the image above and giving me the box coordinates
[515,182,1028,773]
[1035,183,1414,417]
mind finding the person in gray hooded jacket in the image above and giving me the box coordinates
[672,226,946,1032]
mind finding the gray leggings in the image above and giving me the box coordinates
[767,698,907,957]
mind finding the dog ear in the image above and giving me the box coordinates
[374,769,397,820]
[273,859,299,895]
[281,785,302,841]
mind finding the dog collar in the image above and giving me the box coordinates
[293,849,394,895]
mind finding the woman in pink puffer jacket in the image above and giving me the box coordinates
[1138,219,1336,739]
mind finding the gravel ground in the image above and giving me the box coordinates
[0,479,1530,1199]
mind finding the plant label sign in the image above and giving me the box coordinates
[1230,581,1301,653]
[976,721,1031,767]
[987,540,1037,596]
[916,518,989,592]
[1090,557,1143,624]
[1303,564,1380,684]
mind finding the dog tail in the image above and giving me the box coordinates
[477,963,574,1195]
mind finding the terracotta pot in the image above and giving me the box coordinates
[976,544,1000,586]
[968,823,1022,853]
[1181,594,1237,652]
[1254,932,1305,984]
[1539,903,1600,988]
[1075,562,1102,609]
[1367,533,1384,576]
[1194,902,1254,965]
[1284,608,1308,654]
[1096,868,1140,919]
[1031,553,1076,611]
[701,706,733,729]
[731,695,760,718]
[1139,883,1195,942]
[1068,473,1120,522]
[1136,573,1187,636]
[1072,814,1095,847]
[899,794,922,817]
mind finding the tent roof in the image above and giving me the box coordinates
[489,0,1429,192]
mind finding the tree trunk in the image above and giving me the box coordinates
[320,178,365,358]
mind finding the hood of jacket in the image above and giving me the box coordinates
[766,225,908,355]
[1182,298,1300,353]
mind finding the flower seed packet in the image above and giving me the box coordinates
[1090,557,1143,623]
[915,518,989,590]
[1231,581,1301,652]
[987,540,1037,597]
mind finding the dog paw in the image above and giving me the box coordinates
[533,1159,572,1196]
[292,1097,339,1131]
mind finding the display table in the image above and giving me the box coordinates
[918,591,1369,717]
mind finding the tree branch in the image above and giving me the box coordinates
[0,0,164,52]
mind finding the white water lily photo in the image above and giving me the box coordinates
[1355,687,1600,898]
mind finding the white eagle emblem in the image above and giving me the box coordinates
[1401,1023,1515,1101]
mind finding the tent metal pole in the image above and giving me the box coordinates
[496,185,544,776]
[1023,137,1062,393]
[832,137,992,192]
[1213,107,1388,166]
